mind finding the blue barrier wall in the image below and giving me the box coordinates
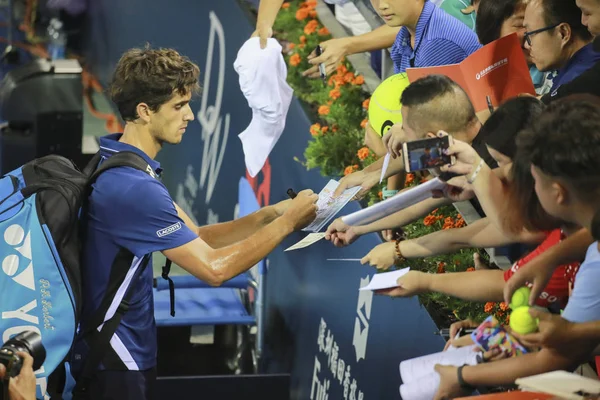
[84,1,444,398]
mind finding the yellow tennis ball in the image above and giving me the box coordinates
[368,73,411,137]
[510,286,531,310]
[509,306,539,335]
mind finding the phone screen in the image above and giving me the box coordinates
[404,136,453,173]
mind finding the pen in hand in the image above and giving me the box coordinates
[287,188,298,199]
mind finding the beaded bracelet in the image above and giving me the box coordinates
[394,236,406,262]
[467,158,485,184]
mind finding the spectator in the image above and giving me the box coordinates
[0,352,36,400]
[434,95,600,399]
[438,0,477,31]
[304,0,481,77]
[524,0,600,96]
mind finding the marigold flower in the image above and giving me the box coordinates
[484,302,495,313]
[299,43,306,49]
[288,43,296,50]
[309,123,321,136]
[405,173,415,185]
[281,2,290,8]
[357,147,370,160]
[360,119,368,129]
[304,0,317,7]
[329,88,341,100]
[321,126,329,133]
[304,20,319,35]
[499,302,509,312]
[362,98,370,109]
[343,165,359,176]
[318,105,330,115]
[318,27,330,36]
[336,64,348,75]
[353,75,365,85]
[343,72,355,83]
[378,191,383,199]
[300,35,307,43]
[309,10,317,18]
[505,314,511,324]
[289,53,301,67]
[466,267,475,272]
[437,263,446,274]
[332,126,339,132]
[296,8,309,20]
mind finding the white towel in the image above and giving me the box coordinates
[234,37,293,177]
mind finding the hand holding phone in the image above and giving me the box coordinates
[315,45,327,83]
[402,135,456,173]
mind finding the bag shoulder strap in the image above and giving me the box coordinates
[87,151,155,184]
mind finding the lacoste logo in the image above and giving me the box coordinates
[156,222,182,238]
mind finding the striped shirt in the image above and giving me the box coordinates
[390,0,481,74]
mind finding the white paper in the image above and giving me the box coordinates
[380,153,391,184]
[399,372,440,400]
[327,258,362,261]
[399,345,480,383]
[303,180,361,232]
[284,233,326,251]
[342,178,447,226]
[359,267,410,291]
[516,371,600,400]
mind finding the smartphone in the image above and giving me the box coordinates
[315,45,327,83]
[402,136,455,173]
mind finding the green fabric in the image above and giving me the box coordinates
[438,0,476,32]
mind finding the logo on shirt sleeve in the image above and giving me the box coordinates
[156,222,182,238]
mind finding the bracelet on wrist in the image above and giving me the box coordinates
[457,365,476,392]
[394,236,406,262]
[467,158,485,184]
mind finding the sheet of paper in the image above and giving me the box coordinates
[342,178,446,227]
[399,344,480,383]
[284,233,326,251]
[359,267,410,291]
[380,153,391,184]
[303,180,361,232]
[399,372,440,400]
[327,258,362,262]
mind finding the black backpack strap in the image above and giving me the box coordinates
[162,259,175,317]
[72,254,151,398]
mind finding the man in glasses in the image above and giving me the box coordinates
[524,0,600,97]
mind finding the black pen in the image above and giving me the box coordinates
[287,188,297,199]
[434,328,475,339]
[486,95,494,114]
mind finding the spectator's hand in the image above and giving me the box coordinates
[431,176,475,202]
[382,123,406,159]
[361,242,396,270]
[433,365,470,400]
[251,25,273,49]
[333,169,379,199]
[373,270,428,297]
[512,309,576,353]
[0,352,37,400]
[325,218,361,247]
[444,319,479,350]
[503,257,554,306]
[480,346,511,362]
[282,189,319,230]
[381,229,394,242]
[437,132,482,177]
[303,38,349,78]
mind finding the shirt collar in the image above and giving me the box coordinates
[98,133,163,176]
[397,1,435,57]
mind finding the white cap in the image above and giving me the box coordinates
[234,37,294,178]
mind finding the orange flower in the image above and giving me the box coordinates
[329,88,341,100]
[281,2,290,8]
[378,191,383,199]
[318,27,330,36]
[289,53,301,67]
[454,219,466,228]
[296,8,309,20]
[353,75,365,85]
[309,123,321,136]
[437,263,446,274]
[300,35,307,44]
[405,173,415,185]
[336,64,348,75]
[357,147,370,161]
[299,43,306,49]
[343,72,355,83]
[362,98,371,109]
[318,105,330,115]
[505,314,511,325]
[466,267,476,272]
[304,0,317,7]
[289,43,296,49]
[484,302,496,313]
[499,302,509,312]
[343,165,358,176]
[327,99,333,105]
[321,126,329,133]
[304,20,319,35]
[423,216,435,226]
[360,119,368,129]
[309,10,317,17]
[332,125,339,132]
[431,208,439,214]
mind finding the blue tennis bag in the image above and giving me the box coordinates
[0,152,153,399]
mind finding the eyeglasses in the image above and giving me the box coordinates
[524,23,560,46]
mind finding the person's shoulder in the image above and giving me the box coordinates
[93,168,171,209]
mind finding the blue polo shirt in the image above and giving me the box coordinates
[390,0,481,73]
[72,134,197,372]
[562,242,600,323]
[549,43,600,97]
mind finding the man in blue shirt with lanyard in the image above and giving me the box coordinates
[70,46,318,400]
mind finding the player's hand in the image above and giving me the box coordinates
[282,189,319,231]
[303,38,350,78]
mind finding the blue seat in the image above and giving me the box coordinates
[153,177,266,371]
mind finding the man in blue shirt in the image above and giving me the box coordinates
[70,46,318,399]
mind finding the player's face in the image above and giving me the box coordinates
[149,91,194,145]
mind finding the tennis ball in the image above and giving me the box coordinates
[368,73,411,137]
[510,286,531,310]
[509,306,539,335]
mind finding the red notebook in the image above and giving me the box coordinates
[406,33,535,113]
